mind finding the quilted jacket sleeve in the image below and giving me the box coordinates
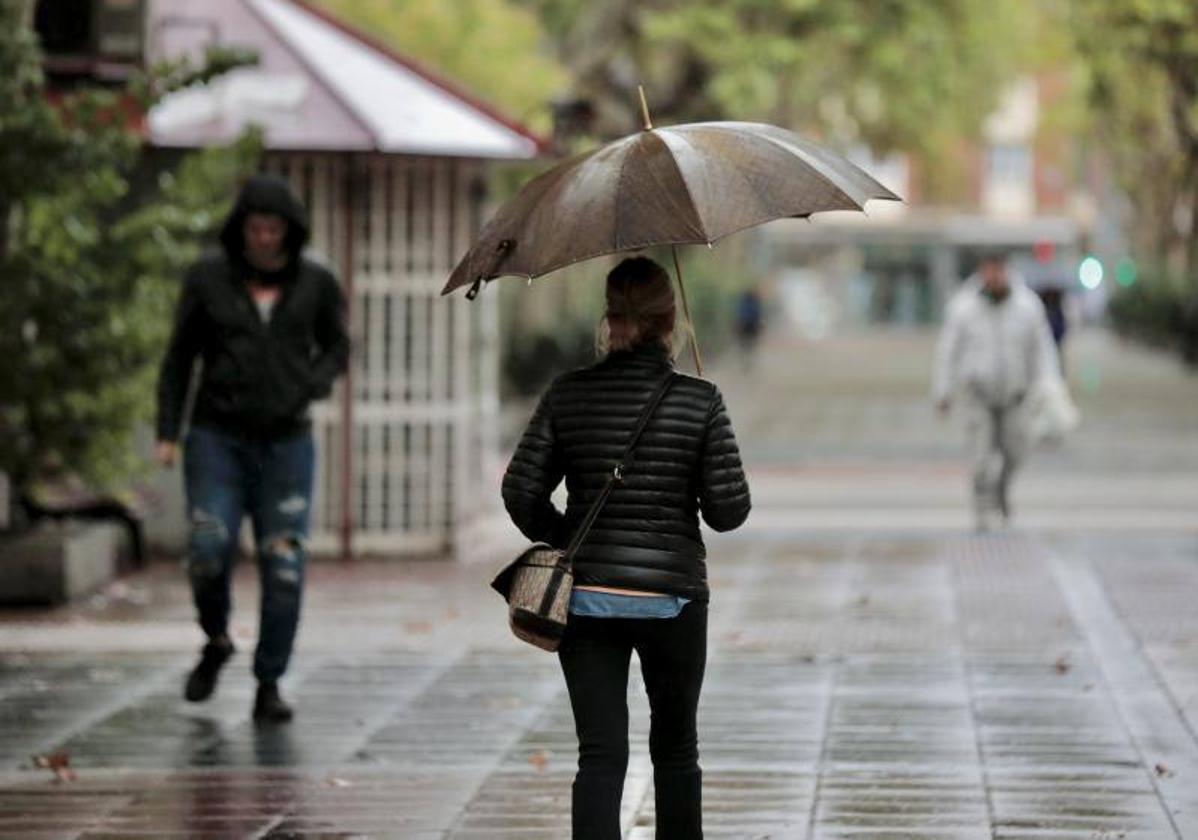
[308,267,351,400]
[502,387,566,545]
[156,266,205,443]
[698,386,751,532]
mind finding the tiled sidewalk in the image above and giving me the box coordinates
[2,531,1197,838]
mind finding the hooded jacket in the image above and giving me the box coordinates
[501,343,751,602]
[156,175,350,441]
[932,274,1060,408]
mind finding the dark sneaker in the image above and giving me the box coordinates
[184,638,234,702]
[253,682,294,723]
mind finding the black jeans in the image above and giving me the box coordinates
[558,601,707,840]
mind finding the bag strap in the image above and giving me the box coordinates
[562,372,675,565]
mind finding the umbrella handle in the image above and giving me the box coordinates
[671,246,704,376]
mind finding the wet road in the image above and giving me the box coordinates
[3,530,1196,838]
[2,329,1197,838]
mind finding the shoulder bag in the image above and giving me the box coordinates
[490,373,675,651]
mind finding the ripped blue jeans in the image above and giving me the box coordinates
[183,426,314,683]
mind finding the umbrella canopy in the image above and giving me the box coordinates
[442,120,900,296]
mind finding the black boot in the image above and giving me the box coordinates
[184,638,234,702]
[253,682,294,723]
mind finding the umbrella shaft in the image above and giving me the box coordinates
[671,246,704,376]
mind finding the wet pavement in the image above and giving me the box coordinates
[2,328,1197,838]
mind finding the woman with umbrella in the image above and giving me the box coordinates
[449,94,896,836]
[502,255,751,837]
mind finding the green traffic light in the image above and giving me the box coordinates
[1115,258,1137,287]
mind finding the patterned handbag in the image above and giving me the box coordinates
[491,373,675,651]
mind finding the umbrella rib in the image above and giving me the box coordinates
[754,134,866,209]
[692,123,878,207]
[652,130,709,242]
[476,236,716,282]
[614,145,631,251]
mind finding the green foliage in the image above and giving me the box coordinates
[1070,0,1198,277]
[1107,268,1198,364]
[521,0,1033,198]
[130,44,262,109]
[0,15,69,210]
[0,11,261,490]
[310,0,568,133]
[647,1,1026,147]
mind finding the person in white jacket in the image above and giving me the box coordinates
[933,252,1061,530]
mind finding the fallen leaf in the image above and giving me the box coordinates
[444,606,460,620]
[1053,655,1071,675]
[528,750,549,772]
[404,621,433,634]
[324,777,353,788]
[854,595,871,607]
[1155,762,1174,778]
[32,753,76,783]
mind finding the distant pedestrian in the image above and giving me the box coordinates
[503,257,751,839]
[734,287,765,368]
[155,175,349,722]
[933,251,1060,531]
[1036,286,1068,372]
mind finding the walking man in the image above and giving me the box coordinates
[933,251,1059,531]
[156,175,349,721]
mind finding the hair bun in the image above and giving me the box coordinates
[603,257,676,352]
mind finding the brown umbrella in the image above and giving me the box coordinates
[443,95,900,372]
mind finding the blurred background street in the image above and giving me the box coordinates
[2,0,1197,837]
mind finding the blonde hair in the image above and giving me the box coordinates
[599,257,676,354]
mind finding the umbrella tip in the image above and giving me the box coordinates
[637,85,653,131]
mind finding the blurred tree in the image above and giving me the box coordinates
[1070,0,1198,279]
[0,3,261,498]
[522,0,1033,201]
[310,0,568,133]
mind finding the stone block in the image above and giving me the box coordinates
[0,521,123,605]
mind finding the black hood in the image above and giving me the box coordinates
[219,174,310,263]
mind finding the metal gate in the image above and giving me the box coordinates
[265,152,499,556]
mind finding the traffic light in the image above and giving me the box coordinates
[1078,256,1104,290]
[1115,258,1137,288]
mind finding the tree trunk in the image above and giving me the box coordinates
[0,201,8,263]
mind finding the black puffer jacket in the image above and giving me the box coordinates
[502,343,751,601]
[156,175,350,441]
